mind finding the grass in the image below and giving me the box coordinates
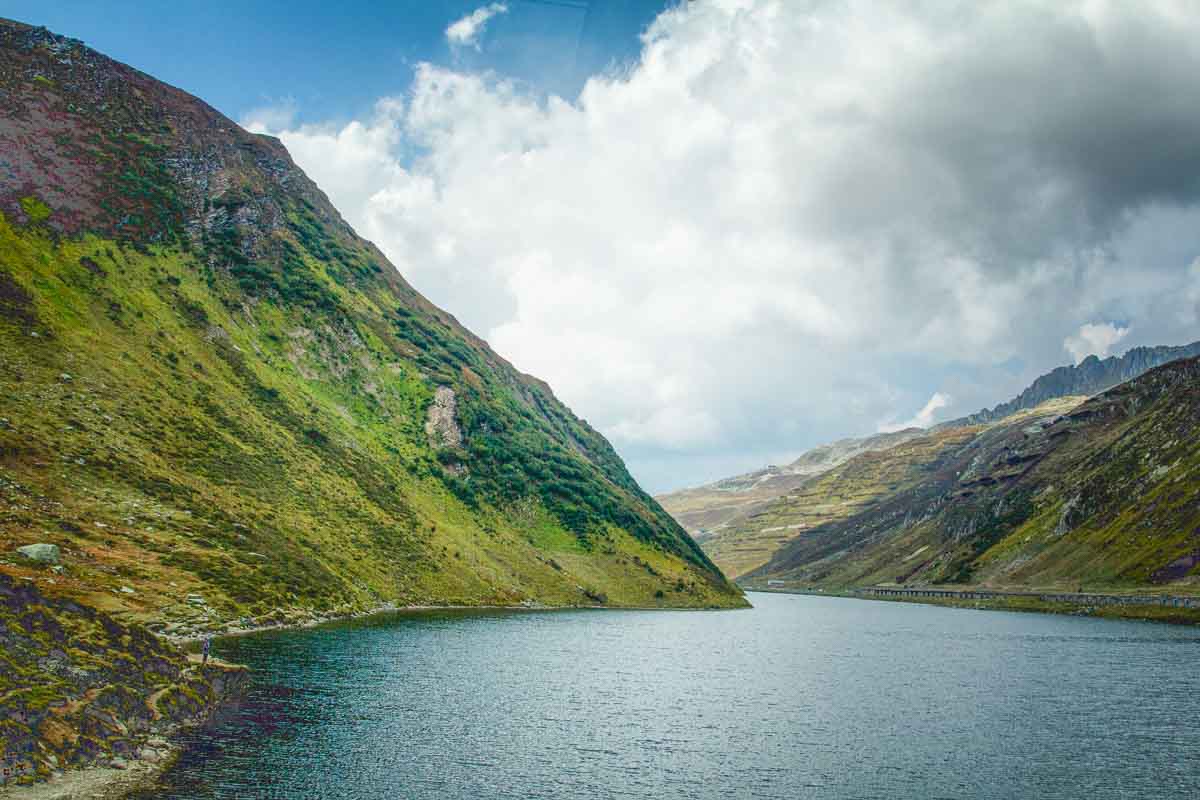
[742,374,1200,601]
[19,195,51,223]
[704,425,980,578]
[0,207,742,625]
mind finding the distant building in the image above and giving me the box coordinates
[767,580,785,587]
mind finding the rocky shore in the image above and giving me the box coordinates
[1,749,179,800]
[0,574,248,796]
[0,578,649,799]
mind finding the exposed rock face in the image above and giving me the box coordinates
[425,386,463,449]
[0,20,328,256]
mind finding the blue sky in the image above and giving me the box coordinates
[0,0,671,122]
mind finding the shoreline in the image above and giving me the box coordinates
[744,586,1200,624]
[0,745,183,800]
[167,597,752,646]
[3,598,746,800]
[0,658,248,800]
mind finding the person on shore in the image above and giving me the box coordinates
[202,636,211,666]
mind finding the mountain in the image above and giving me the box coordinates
[660,341,1200,579]
[657,430,926,575]
[944,341,1200,428]
[747,357,1200,594]
[0,19,745,782]
[0,21,741,622]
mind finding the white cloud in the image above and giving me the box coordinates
[242,98,298,132]
[247,1,1200,492]
[445,3,508,50]
[879,392,953,433]
[1063,322,1131,364]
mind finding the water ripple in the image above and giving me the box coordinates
[142,594,1200,800]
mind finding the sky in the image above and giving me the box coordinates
[0,0,661,121]
[7,1,1200,493]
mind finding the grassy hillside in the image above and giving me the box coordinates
[663,339,1200,582]
[699,424,991,578]
[747,359,1200,594]
[0,18,743,636]
[657,430,924,575]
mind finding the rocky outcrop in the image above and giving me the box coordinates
[424,386,463,449]
[0,574,247,789]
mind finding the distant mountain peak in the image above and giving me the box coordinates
[945,340,1200,428]
[659,338,1200,579]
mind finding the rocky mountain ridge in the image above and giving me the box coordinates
[660,340,1200,578]
[943,341,1200,428]
[747,356,1200,595]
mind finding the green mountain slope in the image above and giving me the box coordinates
[695,423,994,579]
[747,357,1200,594]
[656,429,924,554]
[0,19,743,630]
[667,341,1200,581]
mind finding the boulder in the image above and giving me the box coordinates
[16,543,60,564]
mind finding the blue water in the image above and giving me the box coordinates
[143,593,1200,799]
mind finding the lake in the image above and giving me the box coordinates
[140,592,1200,799]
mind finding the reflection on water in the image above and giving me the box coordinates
[141,593,1200,799]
